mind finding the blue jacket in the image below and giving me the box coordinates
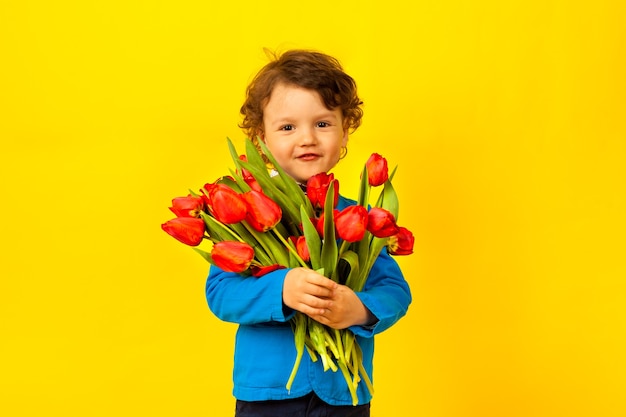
[205,195,412,406]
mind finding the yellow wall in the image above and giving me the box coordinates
[1,1,625,416]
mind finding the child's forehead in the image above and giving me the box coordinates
[264,83,339,115]
[270,81,319,96]
[266,83,321,104]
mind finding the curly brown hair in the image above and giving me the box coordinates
[239,49,363,141]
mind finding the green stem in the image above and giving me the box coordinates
[272,229,308,268]
[355,342,375,397]
[323,328,340,360]
[338,239,351,258]
[240,222,278,264]
[337,360,359,406]
[286,313,306,392]
[343,331,355,364]
[334,329,346,366]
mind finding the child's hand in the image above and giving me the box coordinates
[283,268,337,318]
[310,284,375,330]
[283,268,374,330]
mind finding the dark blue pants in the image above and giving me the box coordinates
[235,392,370,417]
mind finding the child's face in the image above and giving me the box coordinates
[261,82,348,184]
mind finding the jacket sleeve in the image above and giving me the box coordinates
[348,247,412,338]
[205,266,295,325]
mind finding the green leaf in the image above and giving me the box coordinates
[357,165,370,207]
[388,165,398,182]
[237,159,300,221]
[227,137,242,168]
[375,179,399,220]
[338,250,361,290]
[242,221,288,266]
[360,236,388,286]
[192,247,214,264]
[300,205,322,270]
[321,182,338,279]
[245,138,295,196]
[200,212,239,242]
[228,168,251,192]
[244,138,270,172]
[257,139,313,216]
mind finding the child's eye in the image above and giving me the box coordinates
[280,124,294,131]
[316,122,330,128]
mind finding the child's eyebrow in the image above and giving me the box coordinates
[318,112,339,119]
[268,112,340,125]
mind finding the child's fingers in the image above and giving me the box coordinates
[303,270,338,291]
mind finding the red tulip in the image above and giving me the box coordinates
[251,263,286,277]
[169,195,204,218]
[306,172,339,209]
[365,153,388,186]
[244,176,263,193]
[387,227,414,255]
[161,217,206,246]
[367,207,400,238]
[211,241,255,273]
[294,236,310,262]
[241,190,282,232]
[335,205,369,242]
[202,183,247,224]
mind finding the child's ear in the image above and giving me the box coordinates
[341,128,349,147]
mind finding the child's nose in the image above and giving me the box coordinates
[299,127,318,145]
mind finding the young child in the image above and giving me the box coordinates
[205,49,412,417]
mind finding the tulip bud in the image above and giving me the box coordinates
[295,236,310,262]
[387,227,414,255]
[367,207,400,238]
[241,190,282,232]
[202,183,247,224]
[211,241,255,273]
[169,195,204,218]
[335,205,369,242]
[306,172,339,209]
[161,217,206,246]
[365,153,388,186]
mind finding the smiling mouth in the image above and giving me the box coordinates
[297,154,320,161]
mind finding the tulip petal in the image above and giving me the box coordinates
[335,205,368,242]
[238,159,302,228]
[211,241,254,273]
[161,217,205,246]
[242,190,282,232]
[365,153,389,186]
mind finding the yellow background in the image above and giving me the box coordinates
[1,1,625,416]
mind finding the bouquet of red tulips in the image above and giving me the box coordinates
[161,138,414,405]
